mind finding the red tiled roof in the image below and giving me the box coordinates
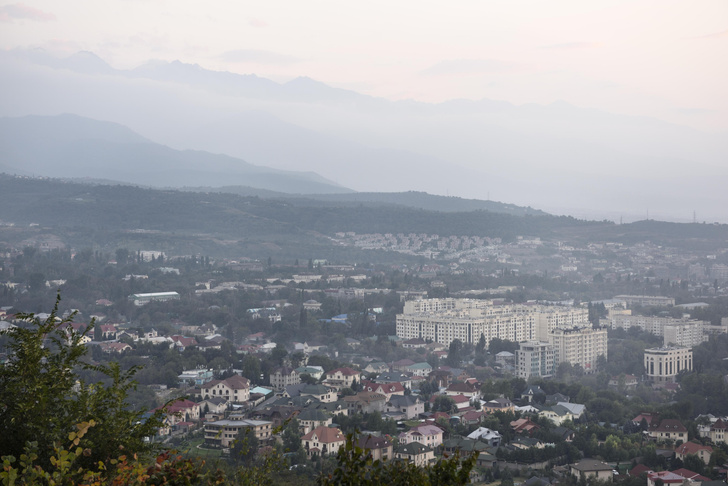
[671,469,711,482]
[652,419,687,433]
[301,426,345,443]
[326,367,360,377]
[675,442,712,456]
[629,464,652,477]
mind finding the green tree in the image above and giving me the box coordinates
[0,294,165,470]
[282,418,303,454]
[232,427,259,467]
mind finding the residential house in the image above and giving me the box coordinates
[361,380,405,400]
[344,391,387,415]
[154,399,201,434]
[200,375,250,403]
[302,426,346,458]
[270,366,300,390]
[399,424,444,449]
[402,338,428,349]
[324,367,362,389]
[466,427,502,447]
[357,435,393,461]
[391,358,417,372]
[539,404,576,426]
[557,402,586,420]
[461,410,488,426]
[98,324,117,340]
[295,365,324,380]
[204,419,273,448]
[675,442,713,465]
[385,395,424,420]
[374,371,412,390]
[251,405,298,429]
[552,426,576,442]
[646,471,689,486]
[442,438,492,458]
[178,368,214,387]
[511,418,540,436]
[285,384,336,403]
[407,362,433,377]
[706,418,727,445]
[609,374,639,390]
[671,469,711,485]
[199,397,228,417]
[483,398,515,414]
[545,393,570,405]
[394,442,435,467]
[445,382,480,399]
[648,419,688,443]
[363,362,388,374]
[521,385,545,403]
[569,459,614,481]
[297,409,332,435]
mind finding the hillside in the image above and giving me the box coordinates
[0,115,351,194]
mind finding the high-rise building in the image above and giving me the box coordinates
[516,341,556,379]
[396,298,606,376]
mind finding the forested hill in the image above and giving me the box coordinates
[193,186,549,216]
[4,175,728,259]
[0,175,597,241]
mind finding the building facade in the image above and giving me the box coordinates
[516,341,556,379]
[396,298,589,348]
[644,346,692,383]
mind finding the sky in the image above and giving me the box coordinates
[1,0,727,132]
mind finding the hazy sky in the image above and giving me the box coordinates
[1,0,727,131]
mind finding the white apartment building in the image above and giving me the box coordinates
[398,299,605,377]
[613,295,675,307]
[605,314,708,338]
[396,298,589,348]
[644,346,692,383]
[516,341,556,379]
[663,323,708,347]
[549,327,608,373]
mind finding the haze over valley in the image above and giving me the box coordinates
[1,48,727,223]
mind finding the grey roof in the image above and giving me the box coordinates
[571,459,613,472]
[388,395,420,407]
[395,441,432,455]
[297,408,330,421]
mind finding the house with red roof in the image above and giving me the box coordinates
[629,464,653,477]
[301,426,346,458]
[633,412,661,428]
[200,374,250,403]
[461,410,488,426]
[511,418,540,436]
[675,442,713,465]
[672,468,711,484]
[361,380,405,400]
[647,471,686,486]
[648,419,688,442]
[98,324,117,339]
[153,399,201,434]
[171,335,197,351]
[391,359,416,372]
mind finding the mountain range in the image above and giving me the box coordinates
[1,49,726,223]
